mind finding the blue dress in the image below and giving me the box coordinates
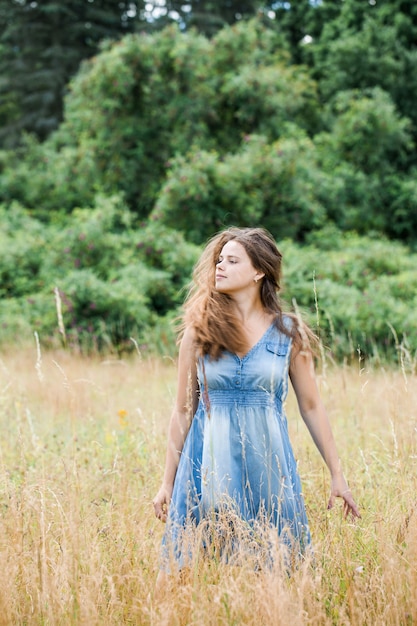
[161,320,311,570]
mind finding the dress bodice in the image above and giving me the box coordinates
[197,322,292,412]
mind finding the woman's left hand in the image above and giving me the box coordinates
[327,474,361,519]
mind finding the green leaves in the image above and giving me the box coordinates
[1,6,417,356]
[0,200,199,352]
[325,88,412,173]
[282,231,417,360]
[0,199,416,360]
[2,15,416,243]
[0,1,146,148]
[152,133,327,243]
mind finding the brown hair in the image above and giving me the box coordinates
[181,227,315,359]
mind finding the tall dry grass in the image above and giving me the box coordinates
[0,345,416,625]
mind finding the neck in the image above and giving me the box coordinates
[232,294,265,324]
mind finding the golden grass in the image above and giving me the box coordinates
[0,347,416,624]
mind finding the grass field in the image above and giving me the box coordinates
[0,346,416,625]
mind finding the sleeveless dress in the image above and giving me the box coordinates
[161,320,311,570]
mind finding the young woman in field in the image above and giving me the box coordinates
[153,227,360,582]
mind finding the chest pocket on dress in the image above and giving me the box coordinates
[266,342,289,357]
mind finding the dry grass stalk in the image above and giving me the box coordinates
[0,347,415,624]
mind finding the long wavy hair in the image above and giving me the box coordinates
[181,227,314,359]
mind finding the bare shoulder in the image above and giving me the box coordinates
[290,345,315,375]
[180,325,196,348]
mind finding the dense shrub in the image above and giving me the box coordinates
[0,19,415,246]
[56,268,154,352]
[0,21,320,219]
[0,203,47,297]
[0,200,415,362]
[281,231,417,361]
[0,200,199,353]
[152,133,327,244]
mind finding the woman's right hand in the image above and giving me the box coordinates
[152,484,172,523]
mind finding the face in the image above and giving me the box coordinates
[215,239,263,294]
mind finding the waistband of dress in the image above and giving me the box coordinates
[203,389,279,407]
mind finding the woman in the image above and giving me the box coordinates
[153,227,360,580]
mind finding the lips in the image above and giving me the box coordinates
[216,274,226,280]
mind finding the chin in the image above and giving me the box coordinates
[215,283,227,293]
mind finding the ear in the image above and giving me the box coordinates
[254,272,265,283]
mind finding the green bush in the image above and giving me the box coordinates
[0,298,40,346]
[314,88,415,236]
[281,232,417,361]
[40,195,136,282]
[152,133,327,244]
[0,201,199,353]
[0,203,47,297]
[0,21,320,220]
[132,221,199,287]
[0,137,100,214]
[55,269,152,352]
[0,200,416,361]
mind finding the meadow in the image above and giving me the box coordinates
[0,345,416,625]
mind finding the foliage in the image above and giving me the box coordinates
[0,1,285,148]
[146,0,263,36]
[384,173,417,239]
[0,200,199,353]
[0,136,100,213]
[152,133,327,243]
[321,87,412,174]
[1,6,417,356]
[0,0,145,148]
[271,0,316,63]
[1,15,415,244]
[0,200,416,361]
[282,229,417,360]
[0,202,47,298]
[307,0,417,159]
[0,21,316,218]
[313,87,415,235]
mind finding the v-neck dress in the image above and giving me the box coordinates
[161,319,311,569]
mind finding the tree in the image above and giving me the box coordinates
[144,1,263,36]
[314,87,415,236]
[0,20,318,217]
[1,12,417,245]
[151,134,327,244]
[308,0,417,165]
[269,0,315,63]
[0,0,145,148]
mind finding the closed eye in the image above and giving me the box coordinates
[217,256,238,264]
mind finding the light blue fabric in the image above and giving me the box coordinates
[161,319,311,569]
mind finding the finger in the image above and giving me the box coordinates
[153,499,169,522]
[153,499,163,518]
[348,502,361,519]
[343,496,361,519]
[155,508,167,523]
[155,508,165,521]
[327,495,335,510]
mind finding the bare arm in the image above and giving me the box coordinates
[289,347,360,519]
[153,326,199,522]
